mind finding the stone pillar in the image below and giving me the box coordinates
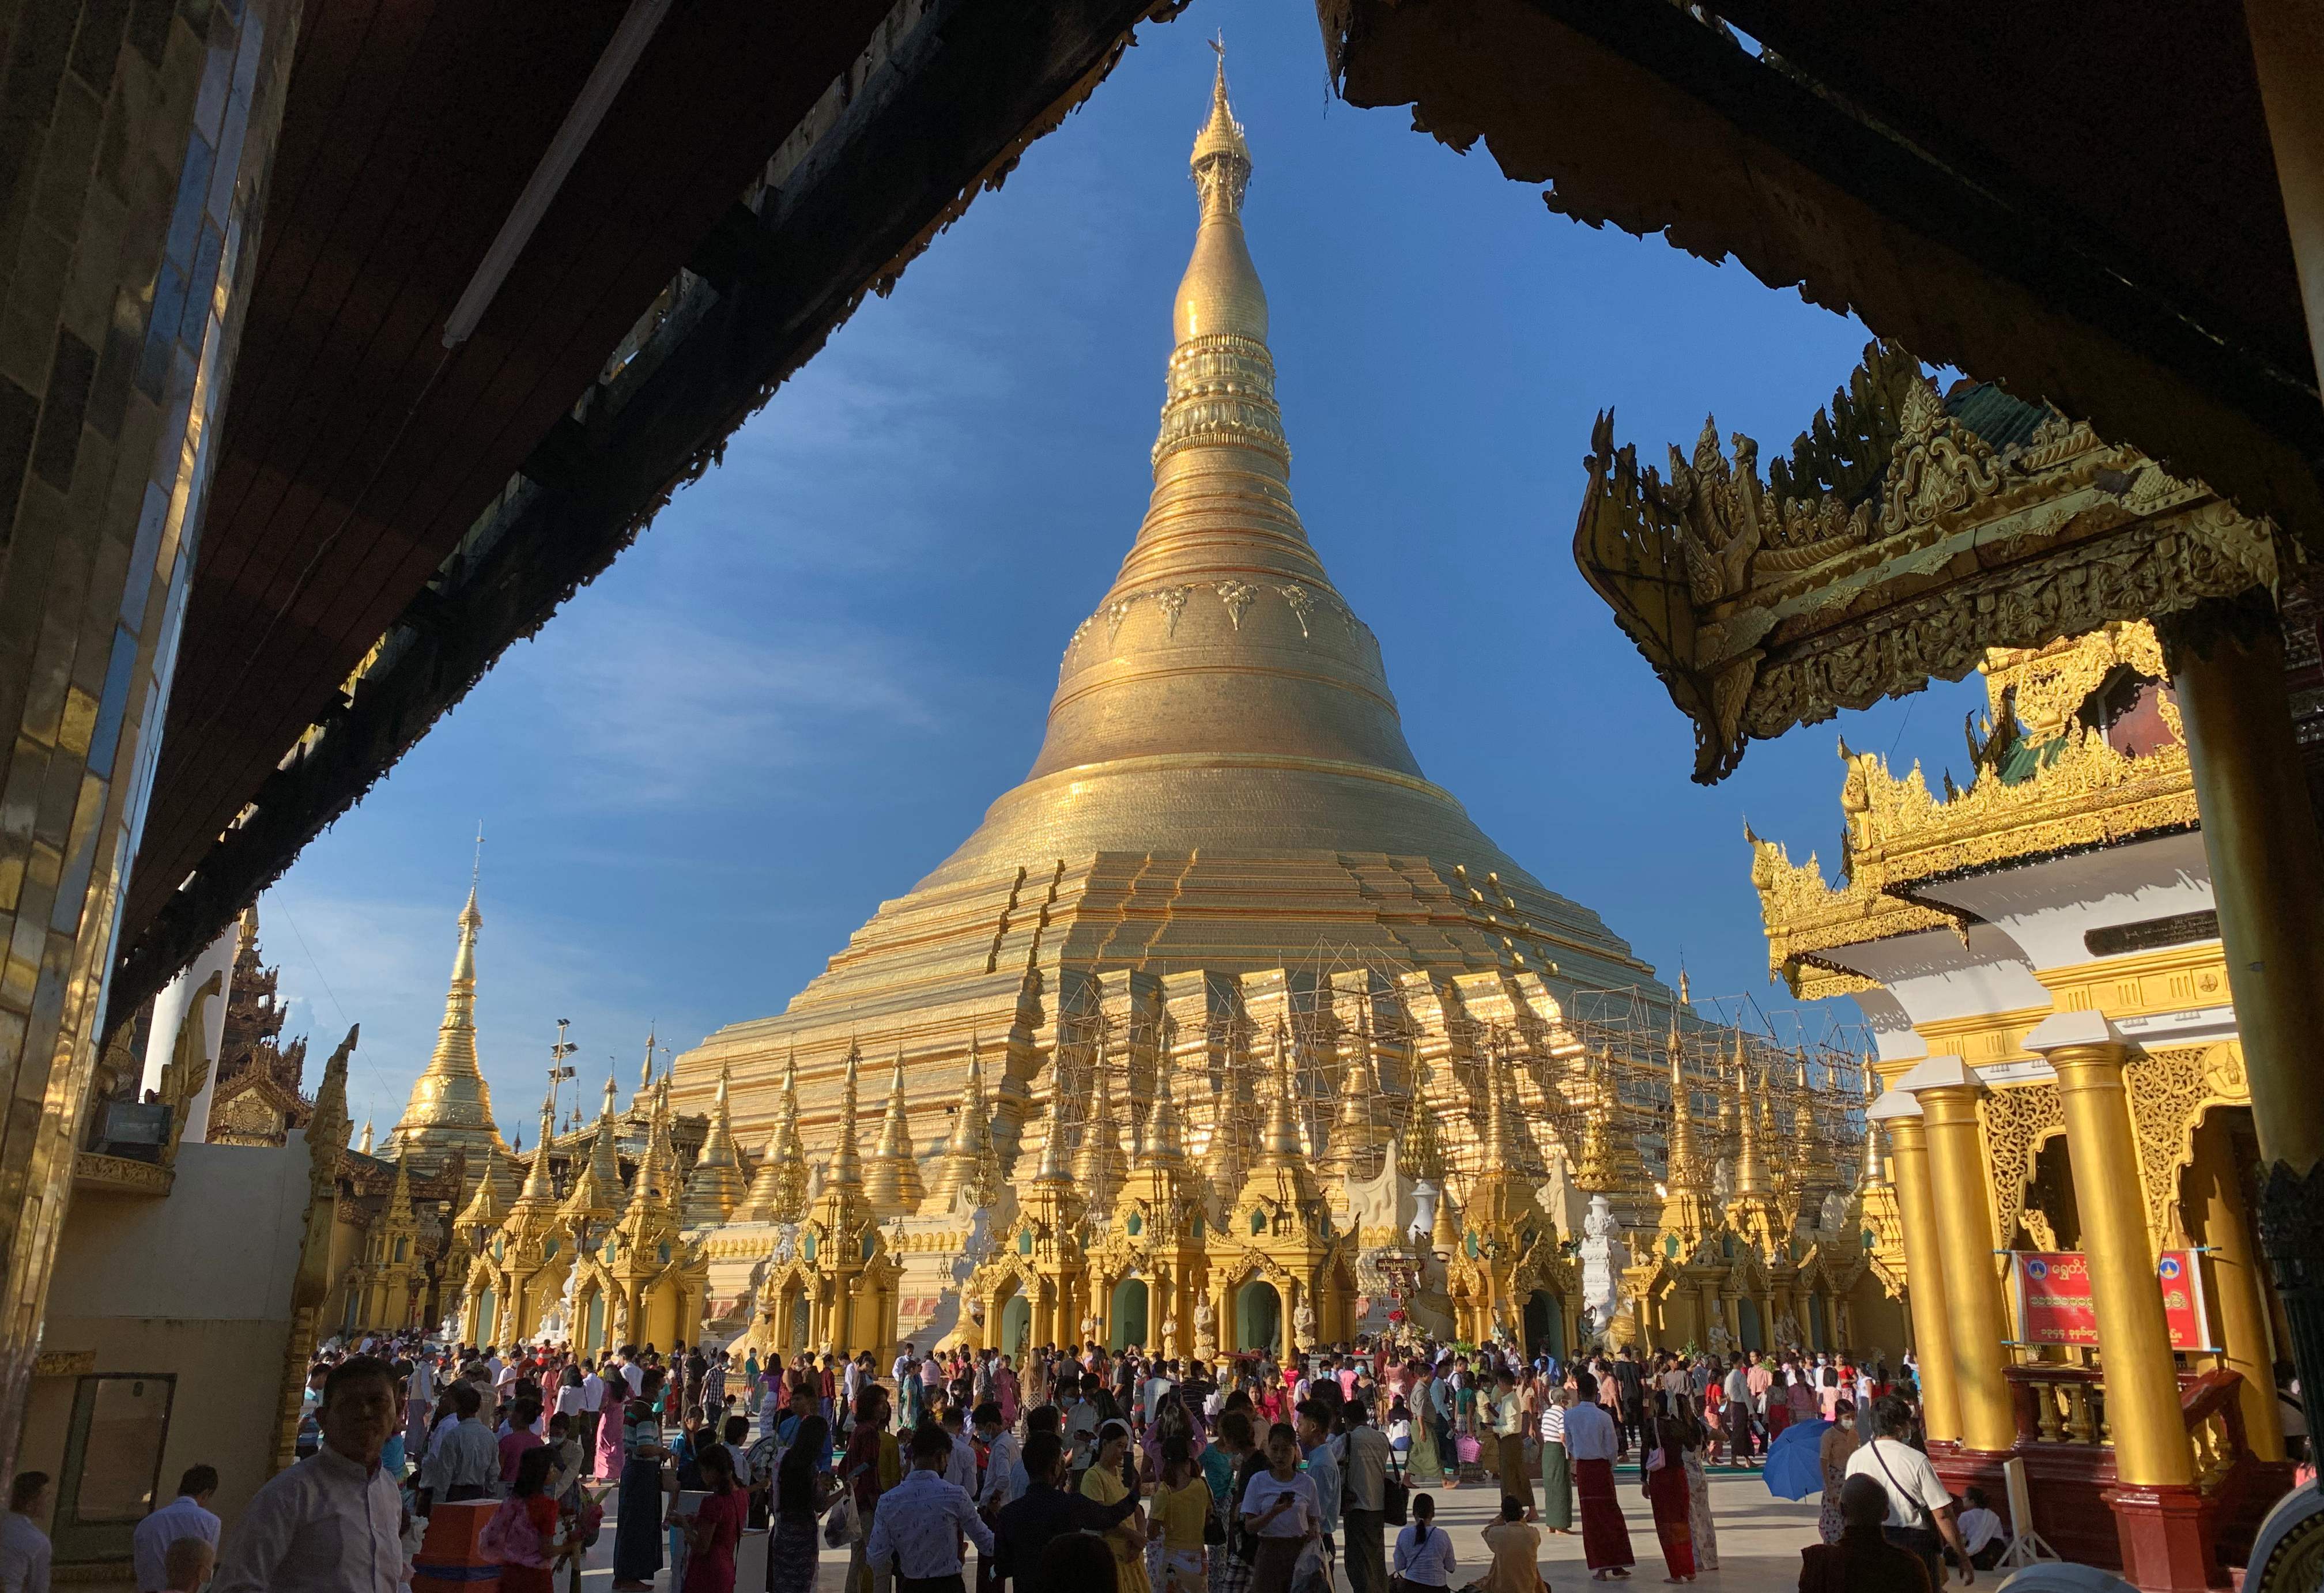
[2160,595,2324,1439]
[1899,1058,2016,1454]
[0,0,302,1481]
[2190,1110,2285,1460]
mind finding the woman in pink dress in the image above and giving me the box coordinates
[995,1358,1021,1428]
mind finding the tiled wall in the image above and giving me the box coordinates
[0,0,298,1478]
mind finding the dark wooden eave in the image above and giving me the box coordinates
[1315,0,2324,549]
[111,0,1173,1021]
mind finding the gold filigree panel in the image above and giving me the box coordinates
[2126,1043,2248,1252]
[1979,1082,2062,1252]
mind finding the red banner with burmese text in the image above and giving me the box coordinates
[2009,1250,2214,1352]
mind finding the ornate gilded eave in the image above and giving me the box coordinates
[1576,341,2281,783]
[1746,827,1959,996]
[1747,622,2200,994]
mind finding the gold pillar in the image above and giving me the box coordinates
[1873,1095,1960,1437]
[1903,1059,2016,1452]
[2032,1021,2194,1486]
[2163,599,2324,1429]
[2191,1112,2286,1459]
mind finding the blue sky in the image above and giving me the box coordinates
[254,10,1985,1139]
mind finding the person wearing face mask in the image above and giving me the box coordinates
[1816,1401,1858,1545]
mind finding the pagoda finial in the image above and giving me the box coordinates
[866,1041,925,1217]
[1259,1022,1301,1164]
[1073,1032,1127,1216]
[357,1117,373,1157]
[682,1058,749,1225]
[742,1044,809,1224]
[828,1045,864,1188]
[518,1091,556,1202]
[384,875,504,1179]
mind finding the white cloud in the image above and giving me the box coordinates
[499,605,935,809]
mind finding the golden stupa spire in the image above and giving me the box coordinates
[1396,1060,1447,1183]
[454,1164,503,1248]
[1259,1023,1301,1166]
[1480,1027,1526,1178]
[357,1118,373,1156]
[1325,1012,1385,1181]
[385,1153,414,1225]
[1572,1050,1617,1190]
[930,1035,1002,1209]
[827,1045,865,1189]
[682,1059,749,1225]
[1658,1003,1719,1250]
[516,1092,557,1203]
[1730,1034,1770,1197]
[386,873,508,1180]
[742,1045,810,1222]
[866,1043,925,1218]
[1073,1033,1128,1217]
[1140,1044,1187,1168]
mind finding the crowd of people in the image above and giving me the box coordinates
[0,1327,1993,1593]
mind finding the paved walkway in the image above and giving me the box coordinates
[571,1466,1828,1593]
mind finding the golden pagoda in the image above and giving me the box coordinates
[681,1060,749,1226]
[385,882,515,1188]
[674,53,1676,1278]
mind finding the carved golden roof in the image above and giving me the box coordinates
[1576,339,2280,782]
[1746,622,2198,993]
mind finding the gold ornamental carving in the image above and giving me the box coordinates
[1978,1081,2062,1253]
[2125,1042,2250,1254]
[1575,339,2282,782]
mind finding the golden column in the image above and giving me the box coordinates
[1869,1089,1962,1443]
[2160,595,2324,1424]
[1898,1057,2016,1452]
[2024,1014,2194,1486]
[2190,1109,2287,1459]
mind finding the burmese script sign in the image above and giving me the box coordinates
[2010,1250,2214,1352]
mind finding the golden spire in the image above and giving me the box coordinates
[1140,1046,1188,1168]
[1259,1023,1301,1166]
[745,1045,810,1223]
[1663,1005,1704,1194]
[386,880,507,1180]
[517,1093,557,1204]
[384,1153,414,1226]
[866,1043,925,1217]
[1395,1060,1447,1184]
[827,1045,865,1189]
[1177,44,1261,346]
[930,1035,1002,1209]
[1480,1028,1525,1178]
[454,1166,503,1247]
[1730,1035,1770,1197]
[1573,1051,1617,1190]
[357,1118,373,1156]
[682,1060,749,1225]
[1073,1035,1128,1217]
[1326,1013,1384,1181]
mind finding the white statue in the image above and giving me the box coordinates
[1820,1190,1851,1235]
[1578,1195,1629,1338]
[1707,1319,1733,1355]
[1774,1310,1804,1351]
[771,1225,797,1265]
[1293,1298,1316,1343]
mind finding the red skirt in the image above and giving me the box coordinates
[1646,1461,1694,1579]
[1767,1402,1791,1437]
[1572,1458,1635,1571]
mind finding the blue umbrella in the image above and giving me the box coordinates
[1762,1418,1830,1500]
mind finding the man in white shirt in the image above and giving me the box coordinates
[865,1424,994,1593]
[974,1404,1021,1512]
[1720,1359,1755,1465]
[1843,1396,1974,1587]
[0,1471,52,1593]
[213,1357,404,1593]
[939,1409,979,1497]
[131,1466,220,1593]
[419,1382,500,1503]
[1561,1372,1635,1580]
